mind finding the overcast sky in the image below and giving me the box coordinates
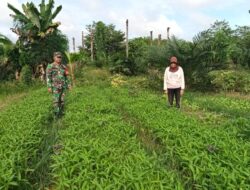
[1,0,250,51]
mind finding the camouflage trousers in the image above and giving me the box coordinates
[52,88,65,116]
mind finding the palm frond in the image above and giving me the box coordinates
[45,0,54,21]
[8,3,29,23]
[22,3,41,30]
[51,5,62,20]
[8,3,25,17]
[39,0,46,18]
[0,34,13,45]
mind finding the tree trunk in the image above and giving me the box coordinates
[32,66,36,80]
[15,70,20,80]
[41,64,46,82]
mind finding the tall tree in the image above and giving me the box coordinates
[85,21,125,67]
[232,26,250,68]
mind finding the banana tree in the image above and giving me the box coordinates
[8,0,62,43]
[8,0,65,80]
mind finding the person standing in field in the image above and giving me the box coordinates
[164,56,185,108]
[46,52,71,117]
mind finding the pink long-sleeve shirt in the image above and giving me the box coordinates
[164,66,185,90]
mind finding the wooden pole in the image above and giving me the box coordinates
[72,37,76,52]
[158,34,162,46]
[126,19,129,59]
[90,27,94,62]
[167,27,170,40]
[68,54,75,87]
[150,31,153,45]
[82,31,85,49]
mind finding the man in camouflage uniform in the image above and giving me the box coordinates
[46,52,71,117]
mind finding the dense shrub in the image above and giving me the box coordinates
[147,68,164,91]
[21,65,33,85]
[209,70,250,93]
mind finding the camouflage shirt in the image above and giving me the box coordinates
[46,62,71,90]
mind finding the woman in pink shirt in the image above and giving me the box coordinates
[164,56,185,108]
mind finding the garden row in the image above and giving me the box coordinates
[106,85,250,189]
[0,89,52,190]
[50,85,183,189]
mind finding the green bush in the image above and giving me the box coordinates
[0,80,43,98]
[147,68,163,91]
[70,51,89,80]
[128,38,149,74]
[70,51,89,65]
[94,52,109,68]
[21,65,33,85]
[145,45,168,68]
[134,56,148,73]
[209,70,250,93]
[109,57,134,76]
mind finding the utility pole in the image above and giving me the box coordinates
[72,37,76,52]
[158,34,162,46]
[90,27,94,62]
[150,31,153,45]
[126,19,129,59]
[167,27,170,40]
[82,31,85,49]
